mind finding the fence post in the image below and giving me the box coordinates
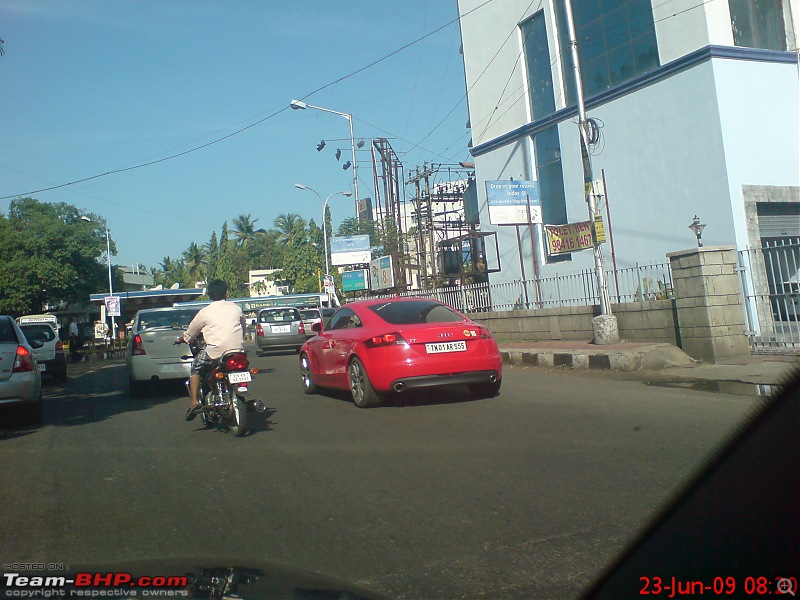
[636,262,643,301]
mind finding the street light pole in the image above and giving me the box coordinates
[290,99,360,219]
[294,184,352,277]
[81,216,116,342]
[104,226,117,342]
[563,0,618,343]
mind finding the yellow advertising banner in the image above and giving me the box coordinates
[545,221,594,255]
[593,215,606,244]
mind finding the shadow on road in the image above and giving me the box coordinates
[317,385,490,408]
[0,360,184,437]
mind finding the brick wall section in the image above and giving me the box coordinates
[665,246,749,362]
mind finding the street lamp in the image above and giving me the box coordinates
[289,99,360,218]
[689,215,706,247]
[294,184,352,278]
[81,216,116,340]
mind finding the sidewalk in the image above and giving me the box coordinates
[498,341,799,387]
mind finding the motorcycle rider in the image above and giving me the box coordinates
[177,279,247,421]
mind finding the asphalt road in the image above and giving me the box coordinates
[0,345,759,599]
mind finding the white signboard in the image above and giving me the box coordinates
[104,296,121,317]
[485,180,542,225]
[94,321,109,340]
[370,255,395,291]
[331,235,372,266]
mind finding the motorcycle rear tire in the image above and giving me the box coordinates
[228,393,248,437]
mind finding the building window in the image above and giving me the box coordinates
[729,0,787,51]
[532,126,570,263]
[521,11,557,120]
[555,0,660,106]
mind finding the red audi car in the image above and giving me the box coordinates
[299,298,502,407]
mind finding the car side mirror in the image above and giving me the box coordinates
[311,322,323,333]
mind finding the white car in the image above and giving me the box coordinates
[0,315,43,423]
[17,316,68,383]
[125,307,200,397]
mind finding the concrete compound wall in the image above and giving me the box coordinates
[468,246,749,363]
[470,300,678,346]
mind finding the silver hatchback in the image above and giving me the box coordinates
[256,307,306,354]
[0,316,43,423]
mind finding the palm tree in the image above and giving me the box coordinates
[232,213,266,247]
[160,256,176,274]
[182,242,206,284]
[274,213,306,245]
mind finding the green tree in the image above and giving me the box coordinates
[214,221,247,297]
[245,229,283,271]
[232,213,266,247]
[181,242,206,284]
[274,213,306,245]
[204,231,219,282]
[0,198,108,315]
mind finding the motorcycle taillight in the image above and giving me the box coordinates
[225,352,249,371]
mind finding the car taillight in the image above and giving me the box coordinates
[12,345,34,373]
[225,352,249,371]
[132,334,146,355]
[367,333,407,347]
[55,340,64,354]
[257,325,264,337]
[298,322,306,335]
[478,327,493,339]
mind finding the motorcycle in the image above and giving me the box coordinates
[181,336,265,437]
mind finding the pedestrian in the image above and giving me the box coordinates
[67,318,80,363]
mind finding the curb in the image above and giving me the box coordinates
[500,344,694,372]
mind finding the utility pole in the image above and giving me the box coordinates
[564,0,619,344]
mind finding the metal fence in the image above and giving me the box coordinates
[738,238,800,353]
[377,261,674,314]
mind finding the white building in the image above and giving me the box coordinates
[457,0,799,286]
[248,269,288,297]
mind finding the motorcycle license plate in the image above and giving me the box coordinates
[228,371,251,384]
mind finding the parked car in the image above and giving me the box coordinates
[17,316,68,383]
[0,315,43,423]
[298,298,502,408]
[256,307,306,354]
[125,307,200,397]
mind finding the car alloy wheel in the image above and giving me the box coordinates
[348,357,381,408]
[299,353,317,395]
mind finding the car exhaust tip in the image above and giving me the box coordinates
[393,382,405,393]
[489,374,497,382]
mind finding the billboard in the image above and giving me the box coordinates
[342,269,369,292]
[370,255,395,291]
[544,221,594,255]
[485,180,542,225]
[331,235,371,266]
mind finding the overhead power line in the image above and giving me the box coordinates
[1,0,497,202]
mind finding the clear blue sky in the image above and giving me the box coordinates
[0,1,472,270]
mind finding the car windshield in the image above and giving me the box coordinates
[369,300,465,325]
[259,309,300,323]
[299,309,320,320]
[137,310,198,331]
[20,324,56,343]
